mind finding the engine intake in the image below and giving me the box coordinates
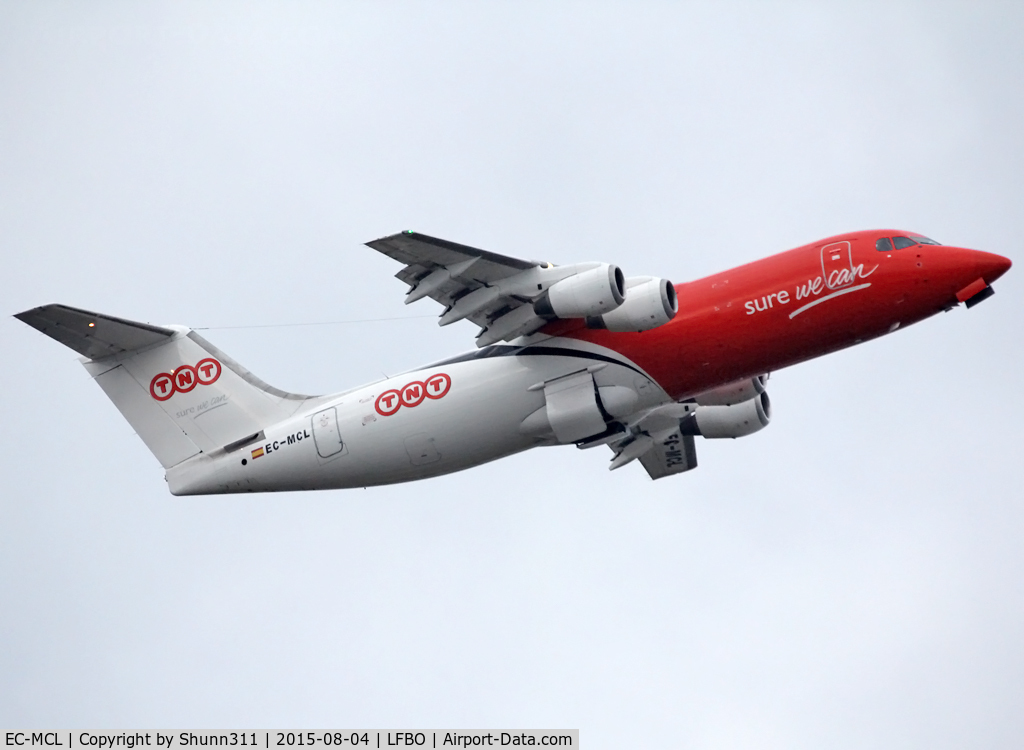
[680,391,771,438]
[534,264,625,319]
[694,374,769,406]
[587,277,678,332]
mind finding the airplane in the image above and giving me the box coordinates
[15,229,1011,495]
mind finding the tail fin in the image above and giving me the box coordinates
[16,304,314,468]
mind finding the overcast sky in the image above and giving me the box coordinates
[2,2,1023,747]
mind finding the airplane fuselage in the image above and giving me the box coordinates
[164,230,1011,494]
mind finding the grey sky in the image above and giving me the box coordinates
[2,3,1023,747]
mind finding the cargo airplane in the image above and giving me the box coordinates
[16,230,1011,494]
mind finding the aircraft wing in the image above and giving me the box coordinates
[367,229,678,347]
[366,231,551,347]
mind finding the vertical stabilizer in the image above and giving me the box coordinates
[16,304,315,468]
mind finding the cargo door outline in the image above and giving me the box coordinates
[311,407,347,459]
[821,241,854,290]
[404,433,440,466]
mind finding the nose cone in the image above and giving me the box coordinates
[946,247,1012,285]
[974,250,1013,284]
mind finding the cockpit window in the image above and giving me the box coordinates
[878,234,941,251]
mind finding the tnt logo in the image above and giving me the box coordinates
[375,372,451,417]
[150,357,222,401]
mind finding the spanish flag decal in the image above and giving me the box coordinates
[251,446,265,459]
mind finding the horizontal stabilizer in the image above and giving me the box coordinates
[15,303,174,360]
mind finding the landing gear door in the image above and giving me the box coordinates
[311,406,345,458]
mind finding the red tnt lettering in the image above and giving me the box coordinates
[196,357,222,385]
[148,358,222,401]
[375,389,401,416]
[174,365,197,392]
[150,373,175,401]
[373,374,451,417]
[401,381,425,408]
[425,373,451,399]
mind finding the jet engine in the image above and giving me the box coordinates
[587,277,678,332]
[680,391,771,438]
[533,263,625,318]
[694,374,769,406]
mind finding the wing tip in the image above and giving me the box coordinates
[14,302,60,321]
[365,230,415,249]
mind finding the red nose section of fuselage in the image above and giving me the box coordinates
[941,247,1011,309]
[971,249,1013,284]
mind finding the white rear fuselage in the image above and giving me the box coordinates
[166,342,670,494]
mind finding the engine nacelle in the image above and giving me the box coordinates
[694,374,769,406]
[534,263,625,319]
[680,392,771,438]
[588,277,678,332]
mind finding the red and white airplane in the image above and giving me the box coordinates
[16,230,1011,494]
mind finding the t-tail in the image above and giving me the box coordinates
[15,304,314,485]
